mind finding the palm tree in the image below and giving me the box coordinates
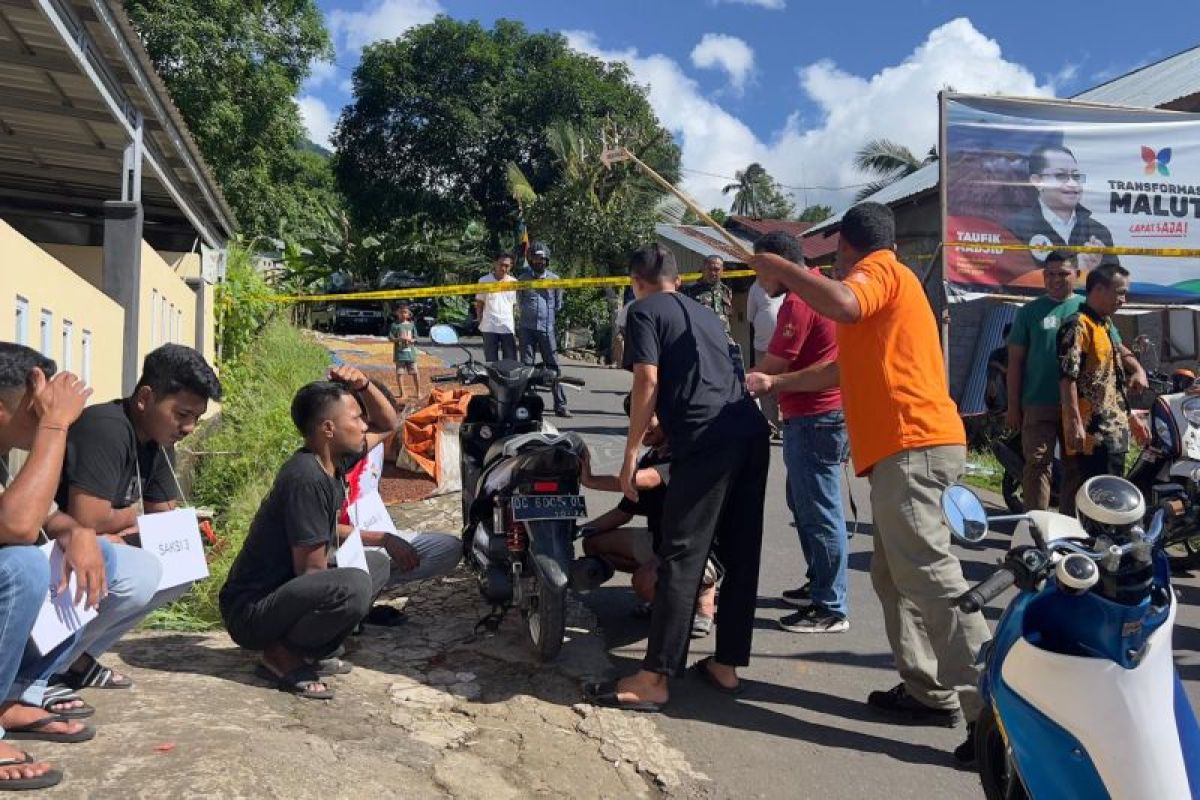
[853,140,938,201]
[722,163,769,218]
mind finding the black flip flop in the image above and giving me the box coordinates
[38,683,95,719]
[582,680,664,713]
[688,657,744,696]
[364,605,408,627]
[4,713,96,744]
[311,657,352,676]
[254,664,334,700]
[0,753,63,791]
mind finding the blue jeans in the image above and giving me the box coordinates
[0,547,51,737]
[12,539,188,705]
[782,410,850,618]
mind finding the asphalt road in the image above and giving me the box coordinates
[427,340,1200,800]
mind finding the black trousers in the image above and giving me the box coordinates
[224,550,391,658]
[643,434,769,675]
[519,328,568,409]
[482,332,517,362]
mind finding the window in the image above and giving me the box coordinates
[175,308,183,344]
[61,320,74,371]
[160,296,169,345]
[39,309,52,357]
[151,289,160,346]
[81,330,92,386]
[168,302,176,343]
[14,296,28,345]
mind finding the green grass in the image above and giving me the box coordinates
[146,319,330,630]
[963,448,1004,495]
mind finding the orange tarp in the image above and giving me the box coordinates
[401,388,471,484]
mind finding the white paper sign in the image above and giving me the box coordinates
[336,528,370,573]
[30,542,99,655]
[138,508,209,591]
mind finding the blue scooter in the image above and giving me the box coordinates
[942,475,1200,799]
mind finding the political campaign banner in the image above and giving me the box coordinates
[941,93,1200,302]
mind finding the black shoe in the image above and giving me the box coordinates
[867,683,962,727]
[779,605,849,634]
[555,407,573,418]
[780,582,812,607]
[953,722,977,765]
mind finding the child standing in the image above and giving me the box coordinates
[388,304,420,399]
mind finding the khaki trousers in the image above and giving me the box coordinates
[868,444,991,719]
[1021,405,1061,512]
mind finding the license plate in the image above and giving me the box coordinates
[510,494,587,521]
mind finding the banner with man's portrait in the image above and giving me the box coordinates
[941,94,1200,302]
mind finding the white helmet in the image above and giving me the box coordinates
[1075,475,1145,532]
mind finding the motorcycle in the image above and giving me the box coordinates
[941,477,1200,800]
[1128,387,1200,572]
[428,324,609,660]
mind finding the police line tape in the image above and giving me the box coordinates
[943,241,1200,258]
[267,270,757,304]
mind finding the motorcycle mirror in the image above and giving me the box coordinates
[429,324,459,346]
[942,484,989,543]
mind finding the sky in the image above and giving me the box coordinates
[299,0,1200,212]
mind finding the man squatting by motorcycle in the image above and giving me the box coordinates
[584,243,770,709]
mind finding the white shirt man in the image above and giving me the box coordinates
[475,255,518,362]
[746,279,784,431]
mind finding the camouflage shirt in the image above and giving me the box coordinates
[1057,304,1129,456]
[682,280,734,338]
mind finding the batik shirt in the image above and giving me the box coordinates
[1057,304,1129,456]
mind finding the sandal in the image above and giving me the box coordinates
[0,753,63,791]
[687,657,744,696]
[364,605,408,627]
[62,658,133,690]
[690,614,713,639]
[582,680,664,713]
[39,683,95,719]
[4,713,95,744]
[311,657,352,676]
[254,664,334,700]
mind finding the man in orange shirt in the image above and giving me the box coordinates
[748,202,990,765]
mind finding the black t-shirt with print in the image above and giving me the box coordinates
[56,400,178,511]
[220,449,350,611]
[623,291,766,457]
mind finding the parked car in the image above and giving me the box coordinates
[311,299,388,335]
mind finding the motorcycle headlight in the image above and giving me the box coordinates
[515,406,531,421]
[1151,398,1179,457]
[1183,396,1200,427]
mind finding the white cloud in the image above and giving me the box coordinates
[329,0,443,53]
[690,33,755,94]
[567,18,1053,212]
[297,95,338,149]
[713,0,786,9]
[305,59,338,90]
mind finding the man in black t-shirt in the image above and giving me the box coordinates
[585,244,769,712]
[220,366,412,700]
[50,344,221,693]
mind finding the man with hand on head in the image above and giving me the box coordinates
[219,366,417,700]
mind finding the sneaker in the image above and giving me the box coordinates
[953,722,977,766]
[778,605,849,634]
[866,683,963,727]
[690,614,713,639]
[555,407,573,418]
[780,582,811,607]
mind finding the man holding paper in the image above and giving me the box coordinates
[49,344,222,693]
[220,368,411,700]
[0,343,99,789]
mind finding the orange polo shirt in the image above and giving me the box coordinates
[838,249,965,475]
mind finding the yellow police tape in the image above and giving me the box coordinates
[943,241,1200,259]
[267,270,757,304]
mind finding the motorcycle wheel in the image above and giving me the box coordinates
[1164,531,1200,573]
[524,569,566,662]
[976,707,1029,800]
[1001,472,1026,515]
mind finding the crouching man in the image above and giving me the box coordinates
[579,399,716,638]
[219,368,421,699]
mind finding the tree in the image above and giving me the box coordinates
[680,207,729,226]
[797,204,833,223]
[334,18,680,249]
[722,163,795,219]
[122,0,335,236]
[505,121,670,276]
[853,139,938,201]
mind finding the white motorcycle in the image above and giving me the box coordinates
[1128,389,1200,571]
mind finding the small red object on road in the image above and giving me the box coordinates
[153,743,176,753]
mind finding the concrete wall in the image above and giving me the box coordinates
[160,251,203,281]
[36,244,105,293]
[0,221,124,401]
[138,242,198,368]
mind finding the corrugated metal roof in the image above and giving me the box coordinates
[655,224,753,263]
[804,164,939,236]
[1073,46,1200,109]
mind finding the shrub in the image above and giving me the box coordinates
[150,318,330,629]
[215,241,276,368]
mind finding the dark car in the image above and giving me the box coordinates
[379,270,440,336]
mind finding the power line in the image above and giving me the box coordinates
[678,166,873,192]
